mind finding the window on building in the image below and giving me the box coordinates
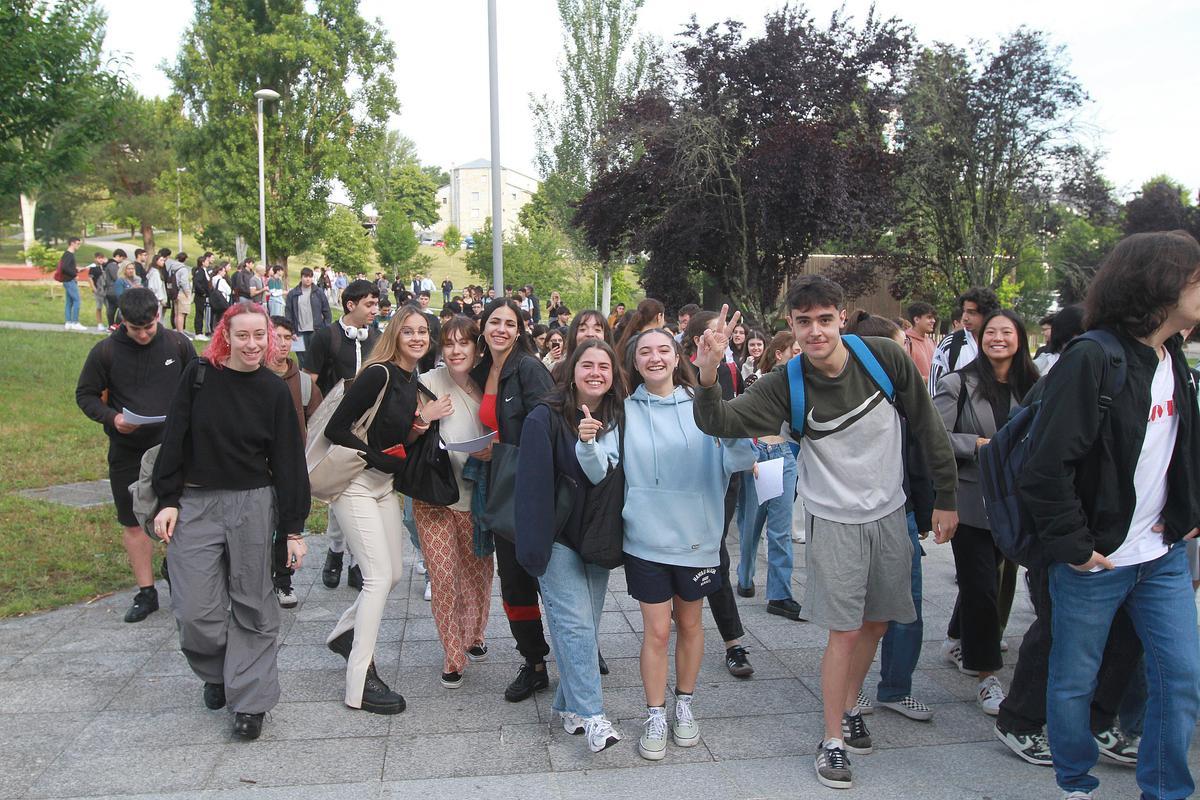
[472,192,480,202]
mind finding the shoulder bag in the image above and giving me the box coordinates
[305,365,391,503]
[393,383,460,507]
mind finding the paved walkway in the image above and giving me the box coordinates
[4,528,1194,800]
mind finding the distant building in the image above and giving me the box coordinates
[432,159,539,236]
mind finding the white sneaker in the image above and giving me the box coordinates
[584,714,622,752]
[97,323,107,331]
[940,638,979,676]
[74,322,88,331]
[560,711,585,735]
[1063,792,1094,800]
[415,559,427,575]
[274,586,298,608]
[195,334,209,341]
[423,580,431,601]
[672,692,700,746]
[978,675,1005,716]
[1000,639,1009,652]
[638,706,668,760]
[792,529,806,543]
[64,322,72,330]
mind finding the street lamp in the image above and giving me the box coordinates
[254,88,281,268]
[175,167,187,253]
[487,0,503,293]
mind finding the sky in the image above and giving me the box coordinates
[100,0,1200,200]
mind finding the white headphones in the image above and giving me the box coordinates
[340,321,370,341]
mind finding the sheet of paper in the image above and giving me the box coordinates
[121,408,167,426]
[753,456,785,504]
[291,336,306,352]
[441,431,495,453]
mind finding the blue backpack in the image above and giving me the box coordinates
[787,334,897,439]
[978,330,1127,567]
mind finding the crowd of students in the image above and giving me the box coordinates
[71,229,1200,799]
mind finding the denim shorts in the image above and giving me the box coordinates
[623,553,722,604]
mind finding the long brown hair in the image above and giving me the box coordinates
[545,340,626,437]
[625,328,696,396]
[758,331,796,374]
[362,304,427,371]
[616,297,664,356]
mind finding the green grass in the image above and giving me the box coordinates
[0,327,329,617]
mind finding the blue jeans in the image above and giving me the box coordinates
[877,511,923,701]
[63,279,80,323]
[735,442,796,601]
[538,542,609,717]
[1047,544,1200,799]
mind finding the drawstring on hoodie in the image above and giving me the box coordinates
[636,386,693,485]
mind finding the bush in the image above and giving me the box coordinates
[19,243,60,272]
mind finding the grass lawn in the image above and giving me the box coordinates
[0,327,328,617]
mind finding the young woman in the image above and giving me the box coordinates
[1032,304,1085,375]
[146,251,168,312]
[469,298,556,702]
[267,266,286,317]
[614,298,666,356]
[578,329,755,761]
[413,316,495,688]
[741,330,767,383]
[552,309,614,380]
[323,304,434,715]
[114,262,142,297]
[933,309,1039,716]
[735,331,802,619]
[151,304,310,741]
[542,328,566,370]
[730,323,748,370]
[516,340,627,753]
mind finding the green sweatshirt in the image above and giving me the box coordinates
[693,335,957,523]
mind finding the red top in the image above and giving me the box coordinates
[480,393,499,438]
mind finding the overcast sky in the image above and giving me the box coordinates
[101,0,1199,199]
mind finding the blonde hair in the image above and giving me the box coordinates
[361,305,428,371]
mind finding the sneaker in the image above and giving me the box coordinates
[725,645,754,678]
[275,586,298,608]
[466,644,489,662]
[736,583,755,598]
[64,322,72,330]
[638,707,668,761]
[1094,724,1138,765]
[672,692,700,746]
[841,710,873,754]
[994,722,1052,766]
[878,695,933,721]
[347,563,363,591]
[195,334,210,341]
[415,559,427,575]
[977,675,1005,716]
[1063,793,1094,800]
[124,588,159,623]
[767,598,802,620]
[423,580,431,601]
[561,711,585,735]
[584,714,622,752]
[504,662,548,702]
[940,638,979,676]
[202,681,226,710]
[232,711,265,740]
[815,739,852,789]
[322,550,343,588]
[96,323,107,331]
[855,690,874,715]
[1000,639,1009,652]
[440,670,463,688]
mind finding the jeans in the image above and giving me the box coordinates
[63,279,80,323]
[735,442,796,601]
[1047,544,1200,799]
[538,542,610,718]
[877,512,923,701]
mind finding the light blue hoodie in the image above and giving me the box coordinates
[576,384,756,568]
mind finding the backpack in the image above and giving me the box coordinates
[787,333,898,439]
[101,259,120,298]
[53,257,67,282]
[164,264,180,302]
[978,330,1127,568]
[128,359,208,540]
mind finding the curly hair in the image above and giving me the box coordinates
[202,303,279,368]
[1085,230,1200,337]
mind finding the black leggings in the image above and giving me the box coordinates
[706,479,746,643]
[948,523,1007,673]
[493,536,550,664]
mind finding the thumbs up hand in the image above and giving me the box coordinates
[578,404,603,444]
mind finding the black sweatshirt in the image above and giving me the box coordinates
[325,362,420,456]
[75,326,197,451]
[152,359,311,534]
[59,249,77,281]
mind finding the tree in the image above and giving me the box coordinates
[324,206,373,274]
[374,202,418,269]
[1122,175,1200,238]
[387,163,439,229]
[0,0,123,263]
[443,224,462,264]
[168,0,399,267]
[1048,213,1121,304]
[465,218,567,296]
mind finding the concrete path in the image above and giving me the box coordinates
[3,528,1193,800]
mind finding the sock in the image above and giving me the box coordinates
[846,707,861,718]
[824,737,845,750]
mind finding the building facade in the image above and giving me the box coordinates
[433,159,539,236]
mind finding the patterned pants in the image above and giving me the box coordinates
[412,502,494,673]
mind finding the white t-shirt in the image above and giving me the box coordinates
[1104,351,1177,569]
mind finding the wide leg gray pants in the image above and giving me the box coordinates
[167,486,280,714]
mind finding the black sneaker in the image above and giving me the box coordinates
[232,712,264,740]
[725,645,754,678]
[599,651,609,676]
[841,710,872,754]
[994,722,1052,765]
[440,670,464,688]
[161,558,171,595]
[360,662,406,714]
[815,740,852,789]
[322,550,344,588]
[767,598,802,620]
[328,629,354,661]
[466,644,489,662]
[1094,724,1138,765]
[203,682,226,710]
[124,588,159,623]
[347,563,363,591]
[736,583,755,598]
[504,662,549,702]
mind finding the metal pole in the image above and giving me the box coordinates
[594,270,598,308]
[257,97,267,267]
[487,0,503,294]
[176,182,182,253]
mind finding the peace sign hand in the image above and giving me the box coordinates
[578,404,603,444]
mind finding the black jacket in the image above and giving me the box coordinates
[514,403,589,577]
[285,284,332,332]
[1019,328,1200,565]
[469,348,554,444]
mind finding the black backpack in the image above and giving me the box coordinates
[192,266,210,297]
[101,259,120,298]
[164,265,180,302]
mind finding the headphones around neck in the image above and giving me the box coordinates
[340,321,370,341]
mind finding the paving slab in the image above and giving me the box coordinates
[17,480,114,509]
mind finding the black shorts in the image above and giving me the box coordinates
[108,443,147,528]
[623,553,722,604]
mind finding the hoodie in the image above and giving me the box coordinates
[577,384,756,568]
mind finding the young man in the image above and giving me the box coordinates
[232,259,254,303]
[416,290,441,371]
[285,267,332,370]
[902,301,937,383]
[441,277,453,306]
[691,276,958,790]
[674,303,700,343]
[59,237,83,330]
[168,252,192,334]
[608,302,626,328]
[1020,230,1200,800]
[75,288,196,622]
[192,252,213,339]
[927,287,999,392]
[523,284,540,324]
[88,251,109,330]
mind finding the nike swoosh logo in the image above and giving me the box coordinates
[807,392,880,432]
[504,396,515,403]
[164,359,175,366]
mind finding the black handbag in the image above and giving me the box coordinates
[570,424,625,568]
[482,427,574,542]
[392,383,460,507]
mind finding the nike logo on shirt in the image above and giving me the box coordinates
[505,396,515,403]
[164,359,175,366]
[807,392,880,432]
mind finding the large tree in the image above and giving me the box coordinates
[168,0,398,267]
[0,0,122,263]
[574,7,911,320]
[1122,175,1200,238]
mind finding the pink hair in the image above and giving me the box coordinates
[202,303,279,368]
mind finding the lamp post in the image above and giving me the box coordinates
[254,88,281,268]
[487,0,503,293]
[175,167,187,253]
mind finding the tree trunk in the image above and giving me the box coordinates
[601,263,612,316]
[235,235,248,264]
[140,220,155,257]
[19,192,37,267]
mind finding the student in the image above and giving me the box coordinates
[267,266,286,317]
[903,301,937,383]
[674,303,700,343]
[75,288,196,622]
[580,329,754,760]
[59,237,83,329]
[690,277,958,790]
[741,330,767,384]
[928,287,1000,393]
[192,252,213,339]
[1032,304,1085,375]
[146,252,168,313]
[615,298,665,355]
[542,329,566,371]
[729,323,748,369]
[285,267,333,370]
[151,304,310,741]
[1020,230,1200,800]
[551,309,614,381]
[169,253,192,334]
[88,251,109,331]
[517,340,628,753]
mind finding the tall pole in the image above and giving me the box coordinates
[175,167,186,253]
[487,0,503,294]
[256,98,267,267]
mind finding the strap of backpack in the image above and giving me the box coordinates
[787,354,806,438]
[947,330,966,372]
[1076,330,1127,412]
[842,334,895,403]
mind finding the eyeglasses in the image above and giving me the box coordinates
[398,328,429,337]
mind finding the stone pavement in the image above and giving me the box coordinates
[1,531,1196,800]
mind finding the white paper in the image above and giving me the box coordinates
[291,336,306,352]
[441,431,495,453]
[121,408,166,426]
[753,457,785,504]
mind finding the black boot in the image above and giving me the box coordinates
[328,629,354,660]
[232,712,264,740]
[598,651,609,676]
[124,587,159,623]
[322,550,344,588]
[360,662,405,714]
[504,661,549,702]
[347,563,363,591]
[203,682,226,710]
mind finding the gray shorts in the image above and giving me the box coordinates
[803,505,916,631]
